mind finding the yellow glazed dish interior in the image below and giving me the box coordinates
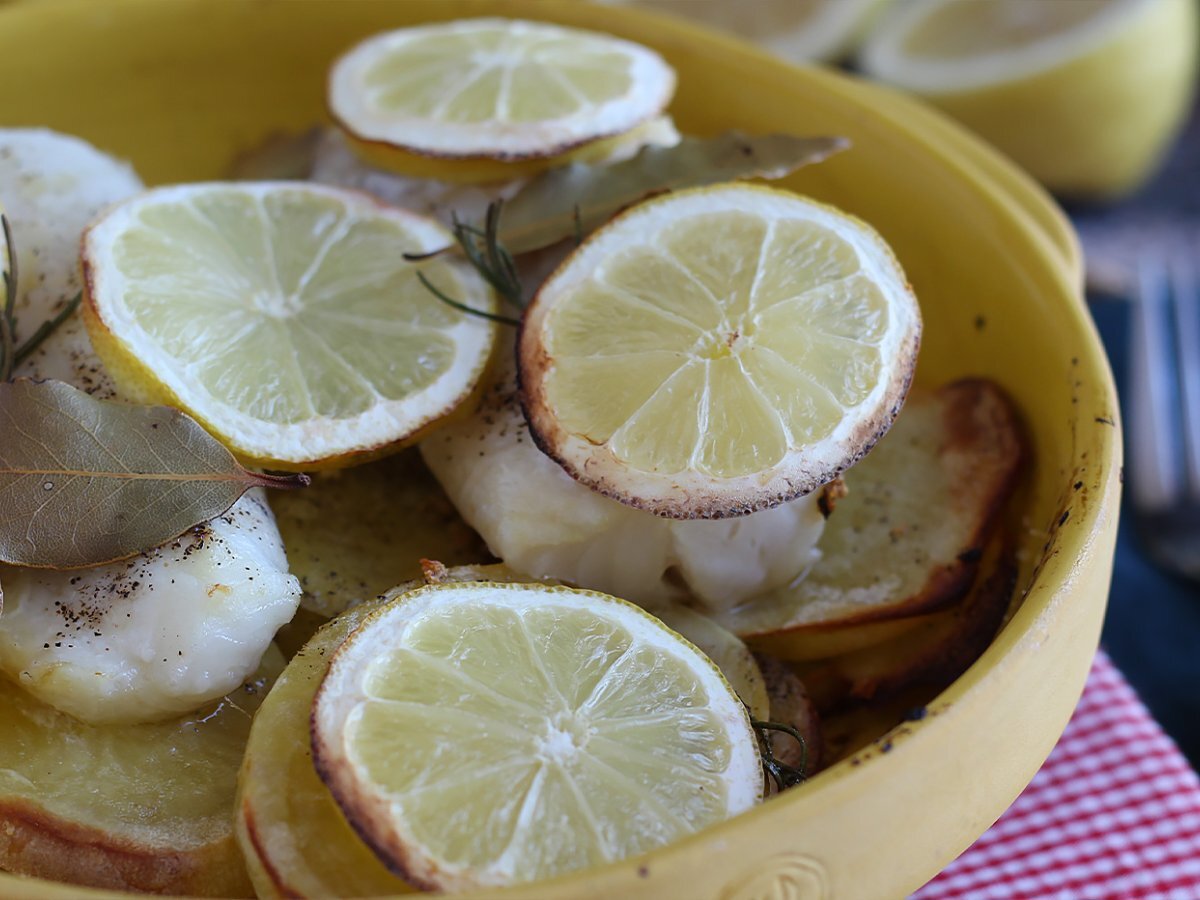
[0,1,1119,898]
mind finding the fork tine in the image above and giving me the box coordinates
[1130,256,1180,512]
[1170,252,1200,499]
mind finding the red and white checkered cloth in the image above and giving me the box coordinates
[914,650,1200,900]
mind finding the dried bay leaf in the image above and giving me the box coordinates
[0,379,308,568]
[496,132,849,255]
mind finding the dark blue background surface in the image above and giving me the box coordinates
[1072,103,1200,771]
[1091,298,1200,770]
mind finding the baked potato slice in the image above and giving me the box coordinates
[0,649,283,896]
[269,450,489,618]
[797,541,1019,714]
[716,379,1024,660]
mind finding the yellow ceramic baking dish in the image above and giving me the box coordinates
[0,1,1119,898]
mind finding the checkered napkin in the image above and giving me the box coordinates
[914,650,1200,900]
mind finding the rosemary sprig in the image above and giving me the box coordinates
[479,202,521,302]
[0,215,18,381]
[752,717,809,792]
[13,291,82,368]
[410,200,524,325]
[0,215,84,381]
[415,271,521,327]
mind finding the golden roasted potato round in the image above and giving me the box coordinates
[0,649,282,896]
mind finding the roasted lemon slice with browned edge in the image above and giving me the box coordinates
[519,183,921,520]
[328,18,676,184]
[82,183,496,470]
[289,581,757,893]
[0,650,282,897]
[237,564,773,898]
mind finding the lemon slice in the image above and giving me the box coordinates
[82,182,496,469]
[311,581,762,891]
[859,0,1197,196]
[328,18,676,179]
[519,183,921,519]
[237,569,767,898]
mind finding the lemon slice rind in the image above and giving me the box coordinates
[328,18,677,162]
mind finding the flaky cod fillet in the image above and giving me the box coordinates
[0,491,299,724]
[420,360,828,612]
[0,127,301,723]
[0,127,304,895]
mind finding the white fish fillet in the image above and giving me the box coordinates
[0,492,298,724]
[420,361,826,613]
[0,128,142,396]
[0,129,302,724]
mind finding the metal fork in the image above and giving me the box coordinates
[1129,249,1200,581]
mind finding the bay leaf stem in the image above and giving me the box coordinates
[252,471,313,490]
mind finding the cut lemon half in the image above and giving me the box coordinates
[518,184,921,519]
[328,18,676,179]
[82,182,496,469]
[311,581,762,891]
[859,0,1198,196]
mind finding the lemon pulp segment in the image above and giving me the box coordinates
[364,28,630,122]
[329,18,675,161]
[83,183,495,468]
[653,602,770,719]
[312,582,762,891]
[520,184,920,519]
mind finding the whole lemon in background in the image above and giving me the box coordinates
[607,0,893,63]
[859,0,1198,199]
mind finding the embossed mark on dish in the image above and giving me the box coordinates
[720,852,828,900]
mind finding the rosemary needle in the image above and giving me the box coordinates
[0,215,82,382]
[416,200,525,321]
[12,292,83,368]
